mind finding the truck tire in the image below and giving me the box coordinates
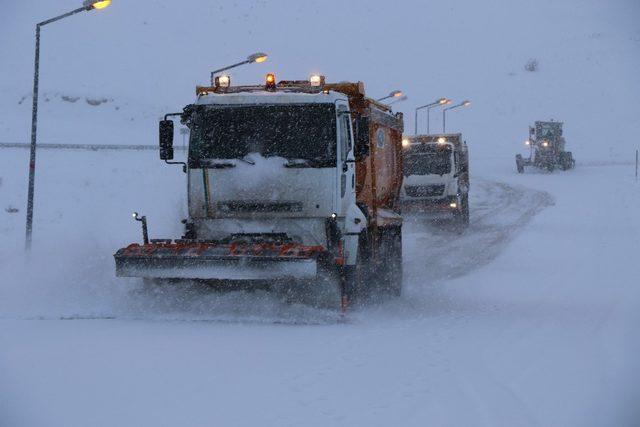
[375,226,403,297]
[515,154,524,174]
[343,232,372,304]
[565,151,575,169]
[454,194,470,228]
[559,152,571,170]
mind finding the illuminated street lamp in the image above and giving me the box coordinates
[442,100,471,133]
[414,97,449,135]
[209,52,268,84]
[387,95,408,106]
[25,0,112,251]
[377,90,403,102]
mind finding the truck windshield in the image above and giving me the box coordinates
[188,104,337,167]
[536,123,561,140]
[403,146,452,176]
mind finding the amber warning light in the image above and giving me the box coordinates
[265,73,276,90]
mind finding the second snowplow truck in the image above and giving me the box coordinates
[401,134,470,226]
[114,74,405,309]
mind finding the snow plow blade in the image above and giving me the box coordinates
[114,241,324,281]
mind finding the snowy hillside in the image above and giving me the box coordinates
[1,0,640,159]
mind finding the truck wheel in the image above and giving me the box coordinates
[566,151,575,169]
[343,232,371,304]
[559,152,571,170]
[460,194,470,227]
[391,227,403,296]
[376,226,403,297]
[515,154,524,174]
[452,194,470,229]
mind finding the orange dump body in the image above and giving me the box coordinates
[326,82,404,228]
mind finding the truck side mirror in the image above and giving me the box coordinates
[159,120,174,160]
[354,116,370,161]
[529,126,535,137]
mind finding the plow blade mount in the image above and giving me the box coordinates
[114,241,324,281]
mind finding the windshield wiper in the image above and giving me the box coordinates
[199,157,254,168]
[283,159,311,168]
[283,158,328,168]
[200,159,235,169]
[235,156,255,165]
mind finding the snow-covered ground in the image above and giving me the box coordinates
[1,148,639,426]
[2,0,640,425]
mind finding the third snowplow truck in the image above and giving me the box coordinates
[516,120,575,172]
[114,74,404,310]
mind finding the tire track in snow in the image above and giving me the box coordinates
[403,178,554,286]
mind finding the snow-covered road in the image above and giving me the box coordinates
[404,178,553,284]
[1,150,639,426]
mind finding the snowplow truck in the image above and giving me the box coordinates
[114,75,405,309]
[400,134,470,226]
[516,120,575,173]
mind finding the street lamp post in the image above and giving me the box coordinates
[414,98,449,135]
[24,0,112,251]
[377,90,403,102]
[442,100,471,133]
[209,52,268,83]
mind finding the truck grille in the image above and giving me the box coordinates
[405,185,445,197]
[217,201,303,213]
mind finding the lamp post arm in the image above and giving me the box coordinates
[38,7,87,27]
[445,102,466,111]
[442,103,469,133]
[416,101,439,110]
[414,101,440,134]
[210,59,251,80]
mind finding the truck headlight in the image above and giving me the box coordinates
[449,202,457,208]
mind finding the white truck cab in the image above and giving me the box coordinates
[401,133,470,226]
[184,90,360,252]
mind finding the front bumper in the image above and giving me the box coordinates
[401,195,459,213]
[114,241,323,281]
